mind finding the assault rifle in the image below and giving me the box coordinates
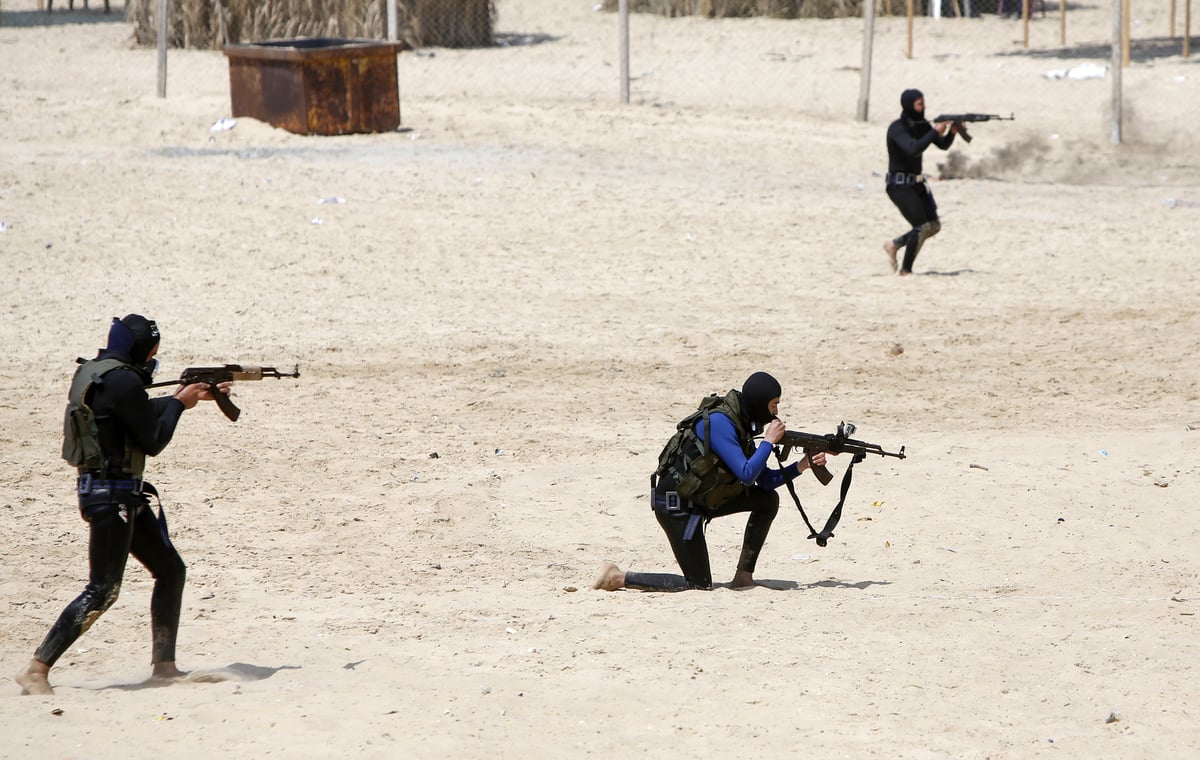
[932,112,1015,143]
[147,364,300,421]
[772,422,906,547]
[777,422,906,485]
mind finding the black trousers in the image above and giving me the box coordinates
[886,181,939,272]
[625,488,780,591]
[34,497,186,667]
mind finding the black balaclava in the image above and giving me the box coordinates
[105,314,160,365]
[900,88,925,122]
[740,372,782,430]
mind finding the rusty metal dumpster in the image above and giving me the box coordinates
[223,38,404,136]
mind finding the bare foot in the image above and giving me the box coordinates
[898,269,912,277]
[882,241,898,273]
[729,570,761,589]
[591,561,626,591]
[16,660,54,696]
[148,662,188,684]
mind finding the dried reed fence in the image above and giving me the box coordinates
[126,0,495,50]
[599,0,863,18]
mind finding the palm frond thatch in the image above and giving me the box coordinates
[599,0,863,18]
[126,0,495,50]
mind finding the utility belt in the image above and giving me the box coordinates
[77,472,145,497]
[650,482,705,541]
[76,471,159,512]
[886,172,925,186]
[76,472,163,524]
[652,489,692,513]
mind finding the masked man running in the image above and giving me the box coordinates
[883,88,959,275]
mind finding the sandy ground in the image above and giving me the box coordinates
[1,0,1198,757]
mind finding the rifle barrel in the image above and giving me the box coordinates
[144,363,300,387]
[262,365,301,379]
[779,431,906,460]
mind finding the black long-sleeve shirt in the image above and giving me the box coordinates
[886,115,955,175]
[90,352,185,464]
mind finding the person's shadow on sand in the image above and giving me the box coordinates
[99,663,300,691]
[876,268,983,278]
[723,578,893,591]
[915,268,984,277]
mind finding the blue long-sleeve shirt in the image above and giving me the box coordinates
[696,412,799,490]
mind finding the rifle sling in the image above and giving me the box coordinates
[777,449,865,547]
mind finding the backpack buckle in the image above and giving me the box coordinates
[664,491,683,511]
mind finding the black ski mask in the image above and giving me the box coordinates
[741,372,782,430]
[900,88,925,122]
[105,314,161,366]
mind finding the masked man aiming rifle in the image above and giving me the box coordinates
[593,372,828,592]
[882,88,960,276]
[15,314,232,696]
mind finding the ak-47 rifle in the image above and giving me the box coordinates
[147,364,300,421]
[772,422,906,547]
[777,422,906,485]
[932,112,1015,143]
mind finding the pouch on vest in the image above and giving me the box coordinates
[654,429,686,482]
[677,455,747,512]
[657,391,752,513]
[61,358,137,472]
[62,403,105,469]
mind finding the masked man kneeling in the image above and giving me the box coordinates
[593,371,826,592]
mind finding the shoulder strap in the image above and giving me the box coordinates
[776,448,866,547]
[69,358,132,406]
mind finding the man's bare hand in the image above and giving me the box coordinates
[176,381,233,410]
[796,450,829,473]
[199,381,233,400]
[763,419,786,445]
